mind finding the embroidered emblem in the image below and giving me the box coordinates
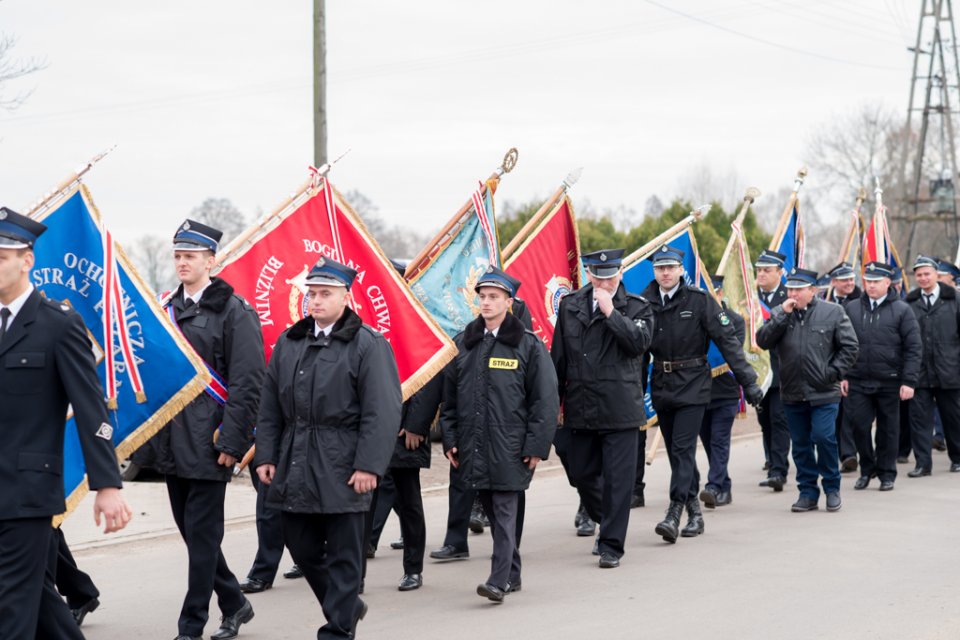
[489,357,519,370]
[95,423,114,440]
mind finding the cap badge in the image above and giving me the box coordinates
[181,221,190,231]
[0,210,6,220]
[600,252,607,262]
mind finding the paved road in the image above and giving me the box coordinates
[63,433,960,640]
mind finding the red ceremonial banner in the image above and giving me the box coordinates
[215,177,455,399]
[503,196,581,350]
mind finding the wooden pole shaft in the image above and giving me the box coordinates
[715,193,757,274]
[622,213,699,269]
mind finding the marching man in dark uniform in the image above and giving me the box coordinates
[441,266,558,602]
[905,255,960,477]
[0,207,132,639]
[840,262,921,492]
[254,257,402,637]
[755,249,792,491]
[825,261,861,472]
[757,268,859,513]
[642,246,763,543]
[153,220,265,640]
[552,249,653,568]
[698,275,746,508]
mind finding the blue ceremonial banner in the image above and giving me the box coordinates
[622,226,726,422]
[772,202,804,280]
[32,186,208,517]
[407,179,501,337]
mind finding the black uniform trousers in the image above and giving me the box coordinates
[758,388,791,478]
[635,428,647,494]
[165,476,246,637]
[846,387,901,482]
[246,471,285,584]
[553,427,605,510]
[363,469,426,576]
[477,490,521,589]
[55,527,99,610]
[898,400,913,459]
[441,462,525,552]
[368,471,398,550]
[910,388,960,470]
[283,511,365,639]
[567,428,638,558]
[836,399,857,463]
[0,518,84,640]
[699,399,739,493]
[657,405,706,503]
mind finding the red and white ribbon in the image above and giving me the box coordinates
[472,182,499,266]
[101,227,146,408]
[732,220,761,351]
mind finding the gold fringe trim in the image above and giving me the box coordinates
[135,391,147,404]
[107,397,118,410]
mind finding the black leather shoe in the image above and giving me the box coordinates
[592,535,600,556]
[630,492,645,508]
[762,460,770,471]
[574,503,587,528]
[366,544,377,559]
[951,463,960,472]
[933,437,947,452]
[239,578,272,594]
[655,501,684,543]
[469,503,485,534]
[681,499,704,537]
[840,457,858,473]
[282,565,303,579]
[716,490,732,506]
[907,466,932,478]
[826,492,842,512]
[699,487,718,509]
[505,580,521,594]
[429,545,469,561]
[854,476,870,490]
[398,573,422,591]
[896,455,910,464]
[879,480,895,491]
[758,476,785,492]
[598,552,620,568]
[791,496,819,512]
[576,516,596,537]
[72,597,99,626]
[477,582,505,602]
[352,600,368,635]
[173,636,201,640]
[210,599,254,640]
[390,537,405,550]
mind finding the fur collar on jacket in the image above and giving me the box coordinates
[286,306,363,342]
[463,311,525,350]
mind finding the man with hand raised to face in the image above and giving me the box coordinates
[254,256,401,638]
[441,266,557,603]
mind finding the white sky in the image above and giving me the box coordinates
[0,0,920,247]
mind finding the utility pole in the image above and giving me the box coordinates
[313,0,327,167]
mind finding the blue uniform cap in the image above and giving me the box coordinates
[816,275,831,288]
[0,206,47,249]
[937,260,960,277]
[173,219,223,253]
[389,258,407,277]
[649,245,685,268]
[582,249,625,278]
[710,274,724,290]
[828,261,855,280]
[755,249,786,269]
[863,261,895,281]
[475,265,521,297]
[785,267,819,288]
[912,254,939,271]
[890,267,903,284]
[305,256,358,289]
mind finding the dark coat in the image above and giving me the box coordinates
[758,283,788,388]
[139,278,265,481]
[906,283,960,389]
[843,289,921,390]
[756,297,859,405]
[551,284,653,430]
[0,290,121,520]
[643,282,758,411]
[512,297,534,330]
[389,374,442,469]
[441,313,559,491]
[254,308,402,514]
[711,303,745,402]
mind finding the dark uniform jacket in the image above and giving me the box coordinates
[441,313,559,492]
[389,374,442,470]
[711,303,745,403]
[254,308,402,514]
[0,290,121,519]
[552,284,653,430]
[906,283,960,389]
[843,290,921,391]
[756,298,859,405]
[643,282,758,411]
[758,283,788,388]
[141,278,264,482]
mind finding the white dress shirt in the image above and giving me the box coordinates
[0,283,34,328]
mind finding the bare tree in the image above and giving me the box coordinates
[644,195,665,217]
[189,198,246,245]
[674,162,745,212]
[0,23,46,112]
[343,189,430,259]
[127,234,175,294]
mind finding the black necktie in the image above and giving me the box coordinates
[184,298,195,309]
[0,307,10,343]
[924,294,933,309]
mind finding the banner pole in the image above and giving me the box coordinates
[715,187,761,274]
[622,205,709,269]
[24,147,116,219]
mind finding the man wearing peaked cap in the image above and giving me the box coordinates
[824,261,861,473]
[0,206,132,639]
[903,254,960,478]
[254,255,401,636]
[551,248,653,568]
[754,248,792,487]
[440,265,558,601]
[840,262,921,492]
[826,262,861,306]
[757,267,859,513]
[642,246,762,544]
[143,219,265,640]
